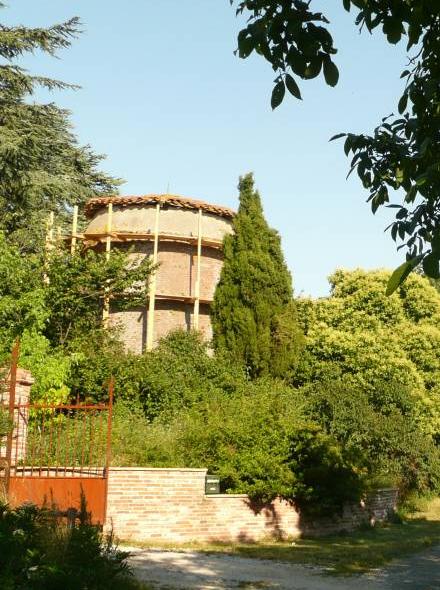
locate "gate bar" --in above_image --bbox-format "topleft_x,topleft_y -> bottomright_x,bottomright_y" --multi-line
103,376 -> 114,523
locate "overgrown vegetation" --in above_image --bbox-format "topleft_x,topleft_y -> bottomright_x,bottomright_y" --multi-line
0,503 -> 147,589
104,265 -> 440,516
107,323 -> 440,515
0,6 -> 119,250
0,234 -> 151,404
1,2 -> 440,545
232,2 -> 440,289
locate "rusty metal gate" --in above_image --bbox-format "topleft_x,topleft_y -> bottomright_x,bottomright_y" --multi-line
0,343 -> 113,524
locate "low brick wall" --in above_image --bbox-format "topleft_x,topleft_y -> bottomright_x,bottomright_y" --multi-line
302,488 -> 399,537
106,467 -> 398,543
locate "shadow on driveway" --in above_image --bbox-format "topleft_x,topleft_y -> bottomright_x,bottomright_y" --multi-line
128,544 -> 440,590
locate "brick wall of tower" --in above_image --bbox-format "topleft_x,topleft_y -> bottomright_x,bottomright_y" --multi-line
101,208 -> 230,353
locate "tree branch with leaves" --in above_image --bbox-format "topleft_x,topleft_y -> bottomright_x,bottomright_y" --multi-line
232,1 -> 440,291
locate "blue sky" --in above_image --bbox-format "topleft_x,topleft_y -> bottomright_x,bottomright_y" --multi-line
3,1 -> 409,296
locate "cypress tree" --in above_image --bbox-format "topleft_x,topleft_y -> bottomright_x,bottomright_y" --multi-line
212,173 -> 303,378
0,6 -> 119,249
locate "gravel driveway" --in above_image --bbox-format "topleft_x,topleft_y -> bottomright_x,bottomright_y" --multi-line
128,544 -> 440,589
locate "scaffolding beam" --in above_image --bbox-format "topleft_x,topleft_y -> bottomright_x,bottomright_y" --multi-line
146,202 -> 160,351
71,205 -> 78,255
193,208 -> 203,331
102,202 -> 113,325
43,211 -> 54,285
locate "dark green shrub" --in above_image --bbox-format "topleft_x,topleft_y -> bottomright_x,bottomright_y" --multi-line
288,423 -> 364,516
301,378 -> 440,497
114,330 -> 246,420
0,503 -> 141,590
170,380 -> 302,501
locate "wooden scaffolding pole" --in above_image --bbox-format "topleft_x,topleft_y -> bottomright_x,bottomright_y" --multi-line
56,225 -> 62,246
193,208 -> 203,331
102,202 -> 113,325
70,205 -> 78,255
146,203 -> 160,351
43,212 -> 54,285
47,211 -> 54,245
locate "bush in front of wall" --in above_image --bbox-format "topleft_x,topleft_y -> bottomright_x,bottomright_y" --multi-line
0,502 -> 143,590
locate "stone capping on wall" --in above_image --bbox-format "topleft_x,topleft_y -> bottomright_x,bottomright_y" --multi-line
0,367 -> 34,403
15,368 -> 34,388
109,467 -> 207,471
105,467 -> 398,544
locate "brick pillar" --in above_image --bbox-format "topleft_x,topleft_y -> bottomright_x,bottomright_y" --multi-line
1,368 -> 34,463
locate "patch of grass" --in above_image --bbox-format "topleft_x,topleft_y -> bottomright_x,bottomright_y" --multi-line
123,498 -> 440,575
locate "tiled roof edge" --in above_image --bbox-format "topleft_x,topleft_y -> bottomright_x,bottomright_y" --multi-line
84,194 -> 235,219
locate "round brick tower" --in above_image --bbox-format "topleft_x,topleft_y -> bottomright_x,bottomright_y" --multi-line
84,195 -> 235,353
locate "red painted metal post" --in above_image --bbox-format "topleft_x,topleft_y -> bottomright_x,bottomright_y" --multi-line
5,340 -> 20,494
102,377 -> 114,523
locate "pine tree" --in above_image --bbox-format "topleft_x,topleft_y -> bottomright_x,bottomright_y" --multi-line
0,6 -> 119,249
212,173 -> 303,378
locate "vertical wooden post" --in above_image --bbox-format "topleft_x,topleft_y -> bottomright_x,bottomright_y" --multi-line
105,202 -> 113,261
71,205 -> 78,255
47,211 -> 54,246
56,226 -> 62,247
193,209 -> 203,331
102,202 -> 113,325
43,212 -> 54,285
105,376 -> 114,473
4,339 -> 19,494
146,203 -> 160,351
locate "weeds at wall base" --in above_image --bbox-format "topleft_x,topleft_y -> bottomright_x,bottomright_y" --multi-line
120,500 -> 440,576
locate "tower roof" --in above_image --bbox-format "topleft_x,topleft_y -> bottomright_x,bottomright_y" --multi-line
85,194 -> 235,220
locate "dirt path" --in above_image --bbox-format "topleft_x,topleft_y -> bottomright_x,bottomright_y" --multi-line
128,544 -> 440,590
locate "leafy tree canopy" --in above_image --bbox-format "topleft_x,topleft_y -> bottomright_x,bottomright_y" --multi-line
232,1 -> 440,288
295,268 -> 440,437
0,233 -> 152,403
0,6 -> 119,249
110,330 -> 440,510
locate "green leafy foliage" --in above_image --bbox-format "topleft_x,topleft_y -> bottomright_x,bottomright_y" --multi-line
295,269 -> 440,437
0,503 -> 141,589
233,2 -> 440,286
20,331 -> 71,404
330,4 -> 440,286
111,329 -> 440,511
0,232 -> 151,402
44,247 -> 152,347
0,233 -> 45,353
0,406 -> 11,438
0,234 -> 152,353
301,379 -> 440,498
113,330 -> 245,419
232,0 -> 338,107
166,380 -> 303,503
212,173 -> 304,378
288,423 -> 363,515
0,6 -> 120,249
